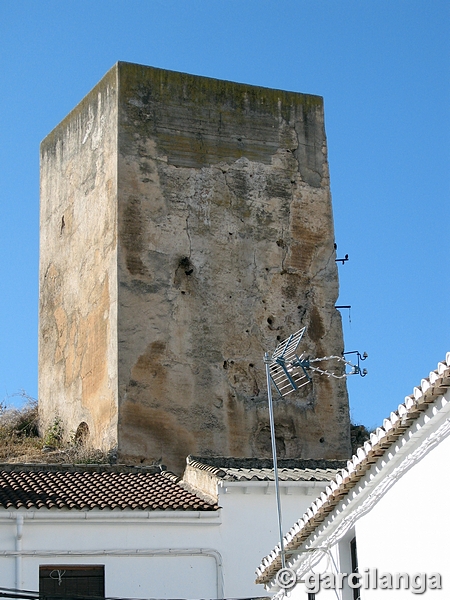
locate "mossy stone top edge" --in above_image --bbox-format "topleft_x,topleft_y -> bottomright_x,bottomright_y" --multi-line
40,60 -> 324,153
117,61 -> 323,110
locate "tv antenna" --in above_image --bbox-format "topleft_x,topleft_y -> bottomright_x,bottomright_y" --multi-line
335,253 -> 349,265
263,327 -> 367,570
334,243 -> 349,265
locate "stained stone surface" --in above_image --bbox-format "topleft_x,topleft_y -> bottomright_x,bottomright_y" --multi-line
39,62 -> 350,474
39,66 -> 118,452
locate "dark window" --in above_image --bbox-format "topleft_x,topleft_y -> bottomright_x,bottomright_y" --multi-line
39,565 -> 104,600
350,538 -> 360,600
308,594 -> 316,600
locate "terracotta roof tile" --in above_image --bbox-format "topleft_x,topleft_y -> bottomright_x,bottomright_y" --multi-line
187,456 -> 346,482
0,464 -> 218,511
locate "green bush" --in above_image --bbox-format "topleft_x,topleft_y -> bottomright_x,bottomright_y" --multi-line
43,417 -> 64,448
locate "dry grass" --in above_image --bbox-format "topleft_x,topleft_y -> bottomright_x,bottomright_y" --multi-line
0,397 -> 111,464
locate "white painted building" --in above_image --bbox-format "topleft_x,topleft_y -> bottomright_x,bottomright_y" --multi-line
256,353 -> 450,599
0,457 -> 344,599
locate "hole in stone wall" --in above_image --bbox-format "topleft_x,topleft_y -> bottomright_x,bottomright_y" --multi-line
75,422 -> 90,444
178,256 -> 193,275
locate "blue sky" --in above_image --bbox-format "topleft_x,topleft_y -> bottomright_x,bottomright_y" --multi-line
1,1 -> 449,429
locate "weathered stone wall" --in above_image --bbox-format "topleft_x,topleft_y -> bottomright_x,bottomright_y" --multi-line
39,67 -> 118,449
39,63 -> 350,472
115,63 -> 350,473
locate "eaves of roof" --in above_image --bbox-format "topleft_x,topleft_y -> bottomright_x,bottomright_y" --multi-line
255,352 -> 450,586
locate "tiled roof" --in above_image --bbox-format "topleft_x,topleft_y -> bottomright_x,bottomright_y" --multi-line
0,464 -> 218,511
187,456 -> 346,482
256,353 -> 450,586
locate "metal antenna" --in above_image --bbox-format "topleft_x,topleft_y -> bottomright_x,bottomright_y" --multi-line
335,253 -> 349,265
334,244 -> 348,265
264,349 -> 287,570
264,328 -> 368,569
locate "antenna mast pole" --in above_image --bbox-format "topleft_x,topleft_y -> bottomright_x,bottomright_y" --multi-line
263,328 -> 367,575
264,351 -> 286,570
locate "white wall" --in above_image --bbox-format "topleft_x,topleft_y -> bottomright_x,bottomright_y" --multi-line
265,396 -> 450,599
270,543 -> 351,600
355,426 -> 450,598
0,480 -> 327,599
22,555 -> 218,599
218,481 -> 328,597
0,513 -> 222,598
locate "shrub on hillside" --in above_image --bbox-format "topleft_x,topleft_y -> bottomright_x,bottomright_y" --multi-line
0,395 -> 39,439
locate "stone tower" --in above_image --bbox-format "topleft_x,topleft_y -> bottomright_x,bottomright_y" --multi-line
39,62 -> 350,473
